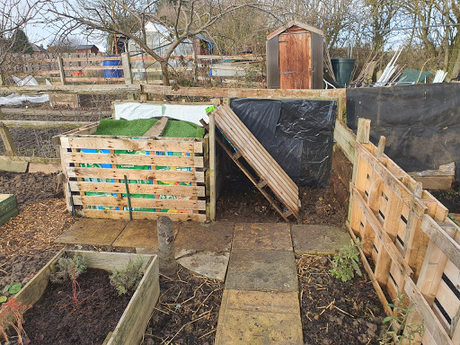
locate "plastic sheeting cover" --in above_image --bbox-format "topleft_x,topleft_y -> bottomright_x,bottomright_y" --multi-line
0,76 -> 51,106
114,102 -> 210,126
347,83 -> 460,182
230,98 -> 336,188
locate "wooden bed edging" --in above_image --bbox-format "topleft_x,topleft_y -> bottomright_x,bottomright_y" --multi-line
15,250 -> 159,345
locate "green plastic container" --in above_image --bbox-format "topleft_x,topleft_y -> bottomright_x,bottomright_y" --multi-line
331,58 -> 356,88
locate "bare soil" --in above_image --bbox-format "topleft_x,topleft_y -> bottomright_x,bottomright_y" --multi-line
430,183 -> 460,213
23,268 -> 132,345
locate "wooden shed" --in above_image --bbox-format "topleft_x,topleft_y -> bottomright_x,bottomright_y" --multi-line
266,21 -> 324,89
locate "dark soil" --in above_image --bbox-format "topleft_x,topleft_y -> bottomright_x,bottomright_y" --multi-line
216,171 -> 347,226
23,268 -> 132,345
297,255 -> 387,345
144,267 -> 223,345
430,183 -> 460,213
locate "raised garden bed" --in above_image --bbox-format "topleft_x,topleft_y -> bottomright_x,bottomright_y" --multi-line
14,250 -> 159,345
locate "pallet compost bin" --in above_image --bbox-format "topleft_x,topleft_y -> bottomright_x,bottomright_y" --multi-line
15,250 -> 160,345
58,120 -> 208,222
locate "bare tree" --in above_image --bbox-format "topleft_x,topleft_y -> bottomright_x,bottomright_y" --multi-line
0,0 -> 46,84
47,0 -> 260,86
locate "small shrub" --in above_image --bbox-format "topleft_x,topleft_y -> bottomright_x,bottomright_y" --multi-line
330,238 -> 363,282
50,253 -> 87,284
110,257 -> 145,296
380,291 -> 425,344
0,282 -> 22,303
0,298 -> 31,345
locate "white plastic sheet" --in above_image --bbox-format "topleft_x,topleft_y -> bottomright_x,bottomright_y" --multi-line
114,102 -> 210,126
0,75 -> 50,106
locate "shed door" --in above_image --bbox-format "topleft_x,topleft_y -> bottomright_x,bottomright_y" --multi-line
279,32 -> 311,89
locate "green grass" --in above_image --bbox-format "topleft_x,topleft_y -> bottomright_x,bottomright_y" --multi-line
94,118 -> 204,138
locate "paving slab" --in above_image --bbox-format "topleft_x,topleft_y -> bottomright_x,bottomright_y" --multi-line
0,160 -> 28,173
215,290 -> 303,345
226,250 -> 297,292
55,219 -> 128,246
112,219 -> 179,250
232,223 -> 292,251
291,224 -> 351,255
177,251 -> 229,281
175,221 -> 233,253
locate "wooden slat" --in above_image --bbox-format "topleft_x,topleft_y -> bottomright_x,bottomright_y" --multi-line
420,216 -> 460,269
352,187 -> 413,277
81,209 -> 206,222
405,277 -> 455,345
216,106 -> 298,210
214,105 -> 299,218
0,120 -> 92,129
61,136 -> 202,153
66,167 -> 205,184
143,117 -> 168,137
68,181 -> 205,197
61,151 -> 204,168
333,119 -> 355,162
356,143 -> 427,218
73,195 -> 206,211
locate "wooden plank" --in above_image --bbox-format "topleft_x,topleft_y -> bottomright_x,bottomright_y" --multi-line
143,117 -> 168,137
81,209 -> 206,222
208,113 -> 216,221
215,106 -> 299,216
356,143 -> 427,219
333,119 -> 355,162
0,194 -> 17,216
73,195 -> 206,211
15,250 -> 64,306
61,151 -> 204,168
0,84 -> 141,96
0,108 -> 111,117
106,256 -> 160,345
69,181 -> 205,197
352,187 -> 413,277
66,167 -> 205,184
410,162 -> 455,190
405,277 -> 455,345
420,215 -> 460,269
0,120 -> 91,129
0,108 -> 17,156
62,136 -> 201,153
0,208 -> 18,226
0,156 -> 60,164
216,106 -> 298,202
356,118 -> 371,144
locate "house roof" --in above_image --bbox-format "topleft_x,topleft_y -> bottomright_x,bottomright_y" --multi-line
267,21 -> 323,40
76,44 -> 99,50
31,43 -> 46,53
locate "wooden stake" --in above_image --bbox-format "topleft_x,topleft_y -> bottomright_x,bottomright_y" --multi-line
157,216 -> 177,276
209,112 -> 216,221
121,52 -> 133,85
0,109 -> 17,157
58,56 -> 66,85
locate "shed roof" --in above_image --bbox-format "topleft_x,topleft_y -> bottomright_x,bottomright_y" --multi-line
267,21 -> 323,40
76,44 -> 99,50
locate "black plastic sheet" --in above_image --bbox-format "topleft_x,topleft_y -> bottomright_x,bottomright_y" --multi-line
230,98 -> 337,188
347,84 -> 460,182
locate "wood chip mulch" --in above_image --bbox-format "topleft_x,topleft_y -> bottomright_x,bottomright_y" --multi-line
0,199 -> 77,259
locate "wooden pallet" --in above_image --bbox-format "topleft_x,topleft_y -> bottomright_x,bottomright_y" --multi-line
209,105 -> 299,221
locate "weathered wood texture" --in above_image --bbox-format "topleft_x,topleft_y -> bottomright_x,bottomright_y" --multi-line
213,104 -> 299,221
279,29 -> 311,89
338,119 -> 460,345
59,125 -> 207,222
15,250 -> 159,345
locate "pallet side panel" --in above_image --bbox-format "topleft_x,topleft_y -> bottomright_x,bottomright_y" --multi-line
60,135 -> 207,222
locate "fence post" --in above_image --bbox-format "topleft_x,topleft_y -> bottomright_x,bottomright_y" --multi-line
0,109 -> 17,156
58,56 -> 66,85
121,52 -> 133,85
157,216 -> 177,276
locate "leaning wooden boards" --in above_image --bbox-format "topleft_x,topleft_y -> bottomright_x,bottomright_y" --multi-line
0,194 -> 18,226
213,105 -> 299,220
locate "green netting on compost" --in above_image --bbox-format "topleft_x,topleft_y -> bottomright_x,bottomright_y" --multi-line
163,120 -> 205,138
94,119 -> 158,136
93,118 -> 204,138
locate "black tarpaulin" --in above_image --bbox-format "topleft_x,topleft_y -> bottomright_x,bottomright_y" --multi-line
347,83 -> 460,182
230,98 -> 337,188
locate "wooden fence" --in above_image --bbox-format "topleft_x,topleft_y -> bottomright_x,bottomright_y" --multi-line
10,53 -> 265,86
335,117 -> 460,344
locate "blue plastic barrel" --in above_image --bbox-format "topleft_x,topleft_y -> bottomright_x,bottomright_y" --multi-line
103,55 -> 122,78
